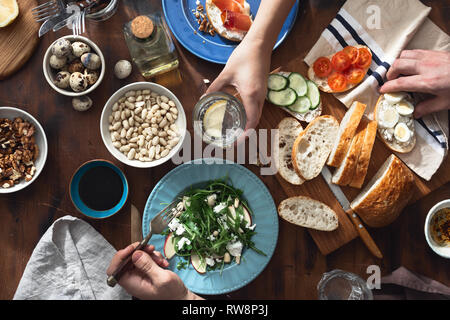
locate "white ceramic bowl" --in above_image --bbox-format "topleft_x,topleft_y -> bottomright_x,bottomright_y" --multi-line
0,107 -> 48,194
43,35 -> 105,97
100,82 -> 187,168
424,199 -> 450,259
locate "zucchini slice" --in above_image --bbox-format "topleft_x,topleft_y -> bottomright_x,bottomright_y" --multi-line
268,74 -> 289,91
306,81 -> 321,110
288,73 -> 308,97
289,96 -> 311,114
267,88 -> 297,107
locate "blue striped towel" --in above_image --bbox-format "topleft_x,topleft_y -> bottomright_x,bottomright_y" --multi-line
304,0 -> 449,181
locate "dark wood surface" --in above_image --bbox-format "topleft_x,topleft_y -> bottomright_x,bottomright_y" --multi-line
0,0 -> 449,300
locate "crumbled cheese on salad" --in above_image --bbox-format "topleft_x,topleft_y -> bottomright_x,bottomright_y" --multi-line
213,202 -> 227,214
205,257 -> 215,267
247,223 -> 257,231
226,241 -> 243,257
177,237 -> 191,250
168,217 -> 186,236
208,234 -> 216,241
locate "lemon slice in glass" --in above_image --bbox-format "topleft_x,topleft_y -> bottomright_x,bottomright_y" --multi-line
0,0 -> 19,28
203,99 -> 227,139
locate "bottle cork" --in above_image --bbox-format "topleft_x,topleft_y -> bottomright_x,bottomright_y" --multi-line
131,16 -> 154,39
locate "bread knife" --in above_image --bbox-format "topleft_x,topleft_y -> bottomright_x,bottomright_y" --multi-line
130,204 -> 142,244
321,166 -> 383,259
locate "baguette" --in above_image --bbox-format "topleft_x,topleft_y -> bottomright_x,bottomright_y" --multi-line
308,45 -> 372,93
278,196 -> 339,231
349,120 -> 378,188
205,0 -> 252,42
374,93 -> 416,153
274,118 -> 304,185
350,154 -> 415,228
327,101 -> 366,167
292,115 -> 339,180
332,119 -> 367,186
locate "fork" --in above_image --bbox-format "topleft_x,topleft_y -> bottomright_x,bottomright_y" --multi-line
106,200 -> 180,287
32,0 -> 64,22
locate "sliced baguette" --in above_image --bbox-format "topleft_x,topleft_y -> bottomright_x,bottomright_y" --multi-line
292,115 -> 339,180
349,120 -> 378,189
350,154 -> 415,228
274,117 -> 304,185
278,196 -> 339,231
205,0 -> 252,42
374,94 -> 416,153
308,45 -> 372,93
327,101 -> 366,167
332,119 -> 368,186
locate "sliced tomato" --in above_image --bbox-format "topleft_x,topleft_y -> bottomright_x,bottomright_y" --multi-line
345,67 -> 366,84
328,73 -> 348,92
221,10 -> 252,31
313,57 -> 332,78
343,46 -> 359,64
331,51 -> 351,72
355,47 -> 372,69
213,0 -> 244,13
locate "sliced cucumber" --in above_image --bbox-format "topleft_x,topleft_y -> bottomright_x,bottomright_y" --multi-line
268,74 -> 289,91
288,73 -> 308,97
306,80 -> 321,110
267,88 -> 297,107
289,96 -> 311,114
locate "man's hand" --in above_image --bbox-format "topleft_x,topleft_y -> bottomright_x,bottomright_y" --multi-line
106,243 -> 202,300
380,50 -> 450,118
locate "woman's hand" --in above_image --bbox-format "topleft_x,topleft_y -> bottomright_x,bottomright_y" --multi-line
206,38 -> 271,132
380,50 -> 450,118
106,243 -> 202,300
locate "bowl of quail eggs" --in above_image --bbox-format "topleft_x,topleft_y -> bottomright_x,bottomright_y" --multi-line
43,36 -> 105,97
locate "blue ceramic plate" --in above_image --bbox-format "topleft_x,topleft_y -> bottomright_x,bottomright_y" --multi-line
142,159 -> 278,295
69,160 -> 129,219
162,0 -> 300,64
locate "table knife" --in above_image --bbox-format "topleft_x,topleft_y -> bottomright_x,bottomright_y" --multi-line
130,204 -> 142,244
321,166 -> 383,259
39,16 -> 62,37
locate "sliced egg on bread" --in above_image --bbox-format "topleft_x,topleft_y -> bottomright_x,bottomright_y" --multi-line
396,100 -> 415,116
378,107 -> 399,128
384,92 -> 407,104
394,123 -> 411,143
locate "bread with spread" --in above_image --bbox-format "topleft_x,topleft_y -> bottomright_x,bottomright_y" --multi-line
350,154 -> 415,228
374,92 -> 416,153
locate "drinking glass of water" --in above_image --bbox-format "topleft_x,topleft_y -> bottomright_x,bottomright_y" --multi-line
317,269 -> 373,300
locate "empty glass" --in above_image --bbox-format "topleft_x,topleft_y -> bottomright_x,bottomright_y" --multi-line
317,269 -> 373,300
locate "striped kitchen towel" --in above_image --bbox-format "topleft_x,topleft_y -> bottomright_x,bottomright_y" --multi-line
304,0 -> 449,181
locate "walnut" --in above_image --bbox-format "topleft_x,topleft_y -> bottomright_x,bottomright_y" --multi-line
0,117 -> 38,188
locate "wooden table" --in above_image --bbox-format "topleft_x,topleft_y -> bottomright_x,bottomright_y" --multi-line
0,0 -> 449,300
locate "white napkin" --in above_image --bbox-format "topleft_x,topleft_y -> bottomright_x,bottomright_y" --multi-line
13,216 -> 131,300
304,0 -> 449,181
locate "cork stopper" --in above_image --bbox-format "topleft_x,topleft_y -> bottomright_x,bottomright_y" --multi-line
131,16 -> 154,39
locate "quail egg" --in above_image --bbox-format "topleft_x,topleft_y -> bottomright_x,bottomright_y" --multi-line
72,96 -> 93,112
49,55 -> 67,69
72,41 -> 91,57
53,71 -> 71,89
80,53 -> 101,70
52,39 -> 72,58
84,69 -> 99,86
69,72 -> 88,92
68,59 -> 85,73
114,60 -> 132,79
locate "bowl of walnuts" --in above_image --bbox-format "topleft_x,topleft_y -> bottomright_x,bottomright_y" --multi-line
0,107 -> 48,193
43,35 -> 105,97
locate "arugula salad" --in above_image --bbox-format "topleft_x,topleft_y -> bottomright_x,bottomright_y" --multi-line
163,178 -> 265,274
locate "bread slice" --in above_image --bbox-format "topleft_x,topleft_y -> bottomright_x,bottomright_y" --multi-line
349,120 -> 378,188
291,116 -> 339,180
332,119 -> 368,186
350,154 -> 415,228
374,94 -> 416,153
278,196 -> 339,231
205,0 -> 252,42
327,101 -> 366,167
274,118 -> 304,185
308,45 -> 372,93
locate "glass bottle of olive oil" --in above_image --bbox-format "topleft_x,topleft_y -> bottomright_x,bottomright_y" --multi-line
123,14 -> 179,79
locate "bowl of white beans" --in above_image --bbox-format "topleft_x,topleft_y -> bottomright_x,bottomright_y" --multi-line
100,82 -> 187,168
